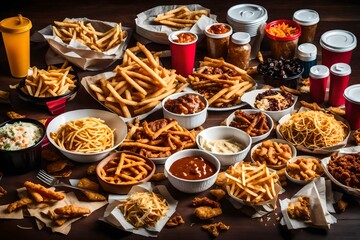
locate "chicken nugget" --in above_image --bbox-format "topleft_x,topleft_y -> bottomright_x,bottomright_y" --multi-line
24,181 -> 65,200
194,206 -> 222,220
202,222 -> 230,237
166,215 -> 185,227
54,205 -> 90,217
7,197 -> 33,213
77,177 -> 99,191
82,191 -> 106,201
215,171 -> 227,187
47,159 -> 69,173
210,189 -> 226,201
192,197 -> 221,208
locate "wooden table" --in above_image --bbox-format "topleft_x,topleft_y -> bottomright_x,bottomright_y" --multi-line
0,1 -> 359,239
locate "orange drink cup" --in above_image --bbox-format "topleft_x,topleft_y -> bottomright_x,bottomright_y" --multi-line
0,15 -> 32,78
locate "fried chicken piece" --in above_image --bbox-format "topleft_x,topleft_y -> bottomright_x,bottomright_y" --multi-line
166,215 -> 185,227
0,185 -> 7,197
150,172 -> 167,182
215,171 -> 227,187
47,159 -> 69,174
337,199 -> 348,213
86,164 -> 97,175
7,197 -> 33,213
27,189 -> 44,202
202,222 -> 230,237
6,111 -> 26,119
287,196 -> 311,221
54,205 -> 90,217
77,178 -> 99,191
192,197 -> 221,208
194,206 -> 222,220
210,189 -> 226,201
24,181 -> 65,200
327,106 -> 345,116
83,191 -> 106,201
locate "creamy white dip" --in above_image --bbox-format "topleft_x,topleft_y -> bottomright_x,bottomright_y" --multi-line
0,121 -> 42,150
200,138 -> 243,154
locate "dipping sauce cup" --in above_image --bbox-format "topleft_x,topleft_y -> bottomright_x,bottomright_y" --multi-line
344,84 -> 360,130
0,15 -> 32,78
329,63 -> 351,107
320,30 -> 357,69
309,65 -> 329,104
168,31 -> 198,77
293,9 -> 319,44
265,19 -> 301,59
205,23 -> 233,59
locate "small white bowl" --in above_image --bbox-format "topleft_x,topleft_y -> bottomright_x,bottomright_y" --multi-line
47,109 -> 127,163
225,109 -> 274,143
164,149 -> 220,193
196,126 -> 252,166
286,155 -> 323,185
250,138 -> 297,170
162,92 -> 208,129
241,88 -> 298,122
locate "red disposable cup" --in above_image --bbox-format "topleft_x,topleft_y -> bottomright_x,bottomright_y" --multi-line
329,63 -> 351,106
344,84 -> 360,130
309,65 -> 329,104
320,30 -> 357,69
168,31 -> 198,77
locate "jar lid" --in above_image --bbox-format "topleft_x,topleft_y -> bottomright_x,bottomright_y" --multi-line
227,4 -> 268,25
293,9 -> 320,26
205,23 -> 233,39
0,14 -> 32,33
344,84 -> 360,103
320,30 -> 357,52
297,43 -> 317,61
231,32 -> 251,45
309,65 -> 329,78
330,63 -> 351,76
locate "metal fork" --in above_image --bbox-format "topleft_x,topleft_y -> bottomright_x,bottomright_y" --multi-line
36,170 -> 96,192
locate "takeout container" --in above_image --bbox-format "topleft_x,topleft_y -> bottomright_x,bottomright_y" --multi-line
96,151 -> 156,194
162,92 -> 208,129
0,118 -> 46,175
225,109 -> 274,143
164,149 -> 220,193
46,109 -> 127,162
344,84 -> 360,129
196,126 -> 252,166
205,23 -> 233,59
293,9 -> 319,44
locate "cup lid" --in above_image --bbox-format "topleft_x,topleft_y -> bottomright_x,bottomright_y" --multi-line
231,32 -> 251,45
293,9 -> 320,26
0,14 -> 32,33
297,43 -> 317,61
227,4 -> 268,25
205,23 -> 233,39
330,63 -> 351,76
309,65 -> 329,78
320,30 -> 357,52
344,84 -> 360,103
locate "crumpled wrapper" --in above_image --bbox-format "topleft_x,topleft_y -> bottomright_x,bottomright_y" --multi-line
0,187 -> 107,235
101,182 -> 178,237
228,183 -> 284,218
135,4 -> 217,44
33,17 -> 132,71
276,107 -> 351,154
279,177 -> 337,230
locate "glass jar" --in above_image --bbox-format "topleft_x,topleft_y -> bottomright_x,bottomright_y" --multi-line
228,32 -> 251,69
297,43 -> 317,78
205,23 -> 233,59
293,9 -> 319,44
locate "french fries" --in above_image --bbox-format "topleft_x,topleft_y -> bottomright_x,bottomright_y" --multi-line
120,118 -> 199,158
225,162 -> 279,204
20,62 -> 77,98
229,109 -> 270,137
88,42 -> 188,118
53,19 -> 126,52
99,152 -> 153,184
153,6 -> 209,29
188,57 -> 255,108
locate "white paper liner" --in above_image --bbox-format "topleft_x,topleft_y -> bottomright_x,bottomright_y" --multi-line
101,182 -> 177,237
33,17 -> 132,71
135,4 -> 217,44
279,177 -> 337,230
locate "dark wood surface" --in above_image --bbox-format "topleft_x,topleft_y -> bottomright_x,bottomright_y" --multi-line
0,1 -> 359,240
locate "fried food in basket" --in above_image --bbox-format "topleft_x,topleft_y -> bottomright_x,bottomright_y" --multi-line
120,118 -> 198,158
188,57 -> 255,108
229,109 -> 270,137
287,196 -> 311,220
327,153 -> 360,189
202,222 -> 230,237
153,6 -> 209,29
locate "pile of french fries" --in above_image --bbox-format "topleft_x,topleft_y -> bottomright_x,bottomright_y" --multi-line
153,6 -> 209,29
188,57 -> 255,108
89,42 -> 188,118
53,19 -> 126,52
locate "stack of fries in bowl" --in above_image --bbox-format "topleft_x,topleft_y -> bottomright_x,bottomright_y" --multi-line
46,109 -> 127,163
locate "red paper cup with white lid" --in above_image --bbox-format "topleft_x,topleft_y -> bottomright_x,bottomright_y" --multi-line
309,65 -> 329,104
320,30 -> 357,69
329,63 -> 351,107
344,84 -> 360,129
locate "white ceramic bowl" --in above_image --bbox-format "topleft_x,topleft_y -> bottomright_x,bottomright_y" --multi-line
196,126 -> 252,166
241,88 -> 298,122
164,149 -> 220,193
162,92 -> 208,129
225,109 -> 274,143
46,109 -> 127,163
286,155 -> 323,185
250,138 -> 297,170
